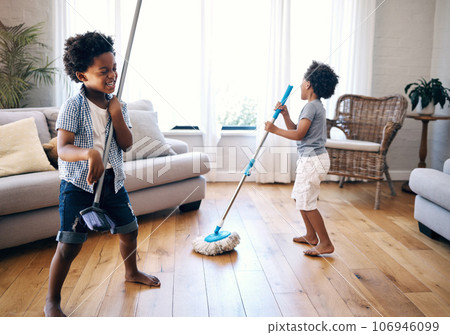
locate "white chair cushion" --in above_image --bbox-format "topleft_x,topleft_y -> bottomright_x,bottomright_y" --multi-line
325,139 -> 380,152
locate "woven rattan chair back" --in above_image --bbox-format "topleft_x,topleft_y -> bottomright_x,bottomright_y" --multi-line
333,94 -> 407,143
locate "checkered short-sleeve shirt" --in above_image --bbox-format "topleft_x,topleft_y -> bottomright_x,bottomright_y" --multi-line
56,85 -> 132,194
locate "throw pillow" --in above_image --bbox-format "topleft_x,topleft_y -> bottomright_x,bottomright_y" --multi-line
126,99 -> 154,112
124,109 -> 176,162
0,111 -> 52,144
43,137 -> 58,168
0,117 -> 55,177
41,107 -> 60,139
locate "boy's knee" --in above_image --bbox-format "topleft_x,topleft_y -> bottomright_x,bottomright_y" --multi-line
120,229 -> 138,241
58,242 -> 82,262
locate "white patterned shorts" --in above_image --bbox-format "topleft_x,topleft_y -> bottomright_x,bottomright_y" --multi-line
291,152 -> 330,211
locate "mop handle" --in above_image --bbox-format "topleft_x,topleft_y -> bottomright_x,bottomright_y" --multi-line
218,85 -> 293,225
93,0 -> 143,205
243,85 -> 293,177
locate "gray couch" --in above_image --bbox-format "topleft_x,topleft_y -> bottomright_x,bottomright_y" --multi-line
0,100 -> 210,250
409,158 -> 450,241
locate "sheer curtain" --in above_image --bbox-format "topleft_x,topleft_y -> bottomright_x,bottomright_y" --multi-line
326,0 -> 376,118
255,0 -> 293,184
199,0 -> 221,182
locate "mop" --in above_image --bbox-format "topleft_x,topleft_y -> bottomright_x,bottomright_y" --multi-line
192,85 -> 294,256
80,0 -> 142,232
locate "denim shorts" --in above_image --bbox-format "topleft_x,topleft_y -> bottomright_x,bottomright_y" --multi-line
57,169 -> 138,244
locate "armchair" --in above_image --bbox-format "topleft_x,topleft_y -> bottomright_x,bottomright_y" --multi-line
325,94 -> 408,209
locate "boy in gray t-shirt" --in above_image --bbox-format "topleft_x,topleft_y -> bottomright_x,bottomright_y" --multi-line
296,99 -> 328,157
265,61 -> 338,256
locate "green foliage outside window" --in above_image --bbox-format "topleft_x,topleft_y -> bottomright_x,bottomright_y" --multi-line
217,96 -> 257,127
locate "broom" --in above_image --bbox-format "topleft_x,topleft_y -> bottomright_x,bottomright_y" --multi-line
192,84 -> 294,256
79,0 -> 142,232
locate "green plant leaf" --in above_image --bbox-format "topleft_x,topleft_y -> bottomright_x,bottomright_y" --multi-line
410,91 -> 419,110
404,83 -> 414,94
0,20 -> 56,108
421,94 -> 430,108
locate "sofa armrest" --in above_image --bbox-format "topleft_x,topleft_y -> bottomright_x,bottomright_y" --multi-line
444,158 -> 450,175
166,138 -> 189,154
410,167 -> 450,212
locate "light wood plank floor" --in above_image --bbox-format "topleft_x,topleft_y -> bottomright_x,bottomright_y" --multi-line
0,181 -> 449,317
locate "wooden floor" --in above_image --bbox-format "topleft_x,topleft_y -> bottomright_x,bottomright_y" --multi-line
0,181 -> 449,317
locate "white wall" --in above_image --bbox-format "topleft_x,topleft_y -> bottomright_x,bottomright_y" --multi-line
430,0 -> 450,170
372,0 -> 436,179
0,0 -> 56,107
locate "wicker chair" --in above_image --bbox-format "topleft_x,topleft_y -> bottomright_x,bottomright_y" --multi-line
325,94 -> 408,209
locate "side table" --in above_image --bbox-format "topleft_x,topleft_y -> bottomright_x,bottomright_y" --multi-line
402,113 -> 450,193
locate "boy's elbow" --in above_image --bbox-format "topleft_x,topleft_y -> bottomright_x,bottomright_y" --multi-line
122,134 -> 133,151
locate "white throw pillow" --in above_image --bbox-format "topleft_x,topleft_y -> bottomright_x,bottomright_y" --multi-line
0,117 -> 55,177
124,110 -> 175,161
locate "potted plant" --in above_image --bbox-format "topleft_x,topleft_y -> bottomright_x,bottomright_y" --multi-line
404,78 -> 450,115
0,21 -> 56,108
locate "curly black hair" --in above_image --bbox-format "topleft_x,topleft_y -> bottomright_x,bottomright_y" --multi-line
63,31 -> 115,83
304,61 -> 339,99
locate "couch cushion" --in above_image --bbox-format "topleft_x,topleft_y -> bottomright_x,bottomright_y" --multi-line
410,168 -> 450,212
124,152 -> 210,192
325,139 -> 380,152
41,107 -> 61,138
124,109 -> 176,161
0,111 -> 51,143
0,170 -> 60,216
0,118 -> 55,178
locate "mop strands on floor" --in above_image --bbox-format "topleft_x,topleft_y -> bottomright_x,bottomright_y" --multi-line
193,85 -> 293,256
192,220 -> 241,256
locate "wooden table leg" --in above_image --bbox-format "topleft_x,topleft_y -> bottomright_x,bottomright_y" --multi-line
402,119 -> 430,193
418,119 -> 429,168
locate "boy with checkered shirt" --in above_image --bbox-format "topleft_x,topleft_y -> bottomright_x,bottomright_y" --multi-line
45,32 -> 160,317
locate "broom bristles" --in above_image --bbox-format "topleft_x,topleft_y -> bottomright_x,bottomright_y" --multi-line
80,207 -> 115,232
192,232 -> 240,256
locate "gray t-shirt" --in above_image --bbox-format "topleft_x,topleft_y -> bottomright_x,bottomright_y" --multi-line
296,99 -> 327,157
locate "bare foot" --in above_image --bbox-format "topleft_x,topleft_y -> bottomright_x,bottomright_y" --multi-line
44,300 -> 66,317
303,243 -> 334,257
125,271 -> 161,287
293,235 -> 318,245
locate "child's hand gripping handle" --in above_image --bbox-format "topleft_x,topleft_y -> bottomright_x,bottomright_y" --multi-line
272,85 -> 294,119
243,85 -> 293,177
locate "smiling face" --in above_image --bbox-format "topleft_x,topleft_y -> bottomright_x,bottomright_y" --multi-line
76,52 -> 117,96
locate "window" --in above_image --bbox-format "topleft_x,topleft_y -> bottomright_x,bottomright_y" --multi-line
210,0 -> 270,129
64,0 -> 269,131
63,0 -> 363,132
